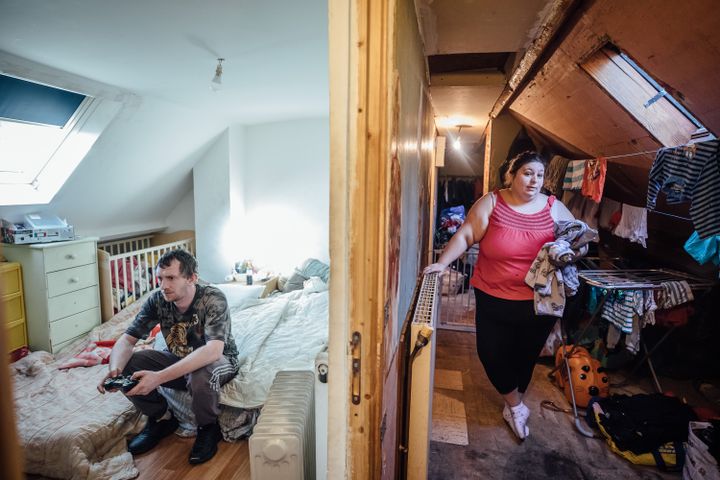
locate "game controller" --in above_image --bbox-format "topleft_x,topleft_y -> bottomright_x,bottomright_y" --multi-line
103,375 -> 139,393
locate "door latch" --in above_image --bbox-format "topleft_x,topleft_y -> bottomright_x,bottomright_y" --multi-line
351,331 -> 361,405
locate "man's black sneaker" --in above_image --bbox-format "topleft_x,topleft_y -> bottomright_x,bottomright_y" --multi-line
127,412 -> 179,455
189,422 -> 222,464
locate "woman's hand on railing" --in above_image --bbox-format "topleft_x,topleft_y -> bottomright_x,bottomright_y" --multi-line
423,263 -> 447,275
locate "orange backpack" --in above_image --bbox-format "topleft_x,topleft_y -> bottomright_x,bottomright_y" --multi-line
555,345 -> 610,408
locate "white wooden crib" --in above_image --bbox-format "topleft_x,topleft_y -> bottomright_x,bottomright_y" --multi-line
97,231 -> 194,319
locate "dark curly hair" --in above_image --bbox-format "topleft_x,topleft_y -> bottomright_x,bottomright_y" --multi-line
507,151 -> 547,177
157,249 -> 198,278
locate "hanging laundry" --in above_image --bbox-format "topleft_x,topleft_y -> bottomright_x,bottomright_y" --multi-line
614,204 -> 648,247
563,160 -> 585,190
544,155 -> 570,195
684,231 -> 720,266
656,280 -> 694,309
689,142 -> 720,238
602,290 -> 641,334
581,157 -> 607,202
647,143 -> 705,207
562,190 -> 600,229
646,139 -> 720,238
599,198 -> 622,231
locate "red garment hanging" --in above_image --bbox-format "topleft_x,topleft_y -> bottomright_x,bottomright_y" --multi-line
581,157 -> 607,203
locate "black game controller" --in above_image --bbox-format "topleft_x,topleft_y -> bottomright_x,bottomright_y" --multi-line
103,375 -> 139,393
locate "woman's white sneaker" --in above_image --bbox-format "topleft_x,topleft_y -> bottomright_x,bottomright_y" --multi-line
503,402 -> 530,440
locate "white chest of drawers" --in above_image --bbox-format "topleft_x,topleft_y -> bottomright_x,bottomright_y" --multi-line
1,238 -> 101,353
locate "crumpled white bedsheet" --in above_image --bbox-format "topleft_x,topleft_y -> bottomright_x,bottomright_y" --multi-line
219,286 -> 329,409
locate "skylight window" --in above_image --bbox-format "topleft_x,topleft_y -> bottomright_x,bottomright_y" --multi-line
581,45 -> 709,147
0,71 -> 121,206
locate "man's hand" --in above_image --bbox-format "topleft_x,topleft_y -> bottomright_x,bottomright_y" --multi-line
125,370 -> 164,396
97,368 -> 121,394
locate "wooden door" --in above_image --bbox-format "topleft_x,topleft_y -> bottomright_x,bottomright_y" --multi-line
328,0 -> 396,478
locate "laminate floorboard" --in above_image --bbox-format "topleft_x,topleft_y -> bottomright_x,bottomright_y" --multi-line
428,329 -> 710,480
134,435 -> 250,480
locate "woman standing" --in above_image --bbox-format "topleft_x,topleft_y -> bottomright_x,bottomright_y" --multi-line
424,151 -> 574,440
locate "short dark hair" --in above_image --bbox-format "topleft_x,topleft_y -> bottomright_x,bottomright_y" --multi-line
507,151 -> 546,177
156,249 -> 198,278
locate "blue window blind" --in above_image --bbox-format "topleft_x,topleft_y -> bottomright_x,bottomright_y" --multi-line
0,75 -> 86,127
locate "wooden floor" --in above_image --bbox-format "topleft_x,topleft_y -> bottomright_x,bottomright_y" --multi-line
133,432 -> 250,479
428,328 -> 714,480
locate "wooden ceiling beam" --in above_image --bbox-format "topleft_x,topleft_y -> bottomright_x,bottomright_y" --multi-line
489,0 -> 587,119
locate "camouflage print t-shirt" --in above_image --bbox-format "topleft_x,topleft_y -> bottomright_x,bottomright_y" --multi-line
126,284 -> 239,370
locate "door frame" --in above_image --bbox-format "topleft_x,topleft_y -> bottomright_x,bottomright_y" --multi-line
328,0 -> 394,478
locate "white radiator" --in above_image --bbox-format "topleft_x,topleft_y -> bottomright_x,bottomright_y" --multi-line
250,370 -> 316,480
407,273 -> 440,480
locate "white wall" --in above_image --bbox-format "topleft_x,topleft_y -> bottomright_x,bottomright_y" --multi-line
192,117 -> 329,281
193,129 -> 232,283
164,189 -> 195,232
242,117 -> 330,274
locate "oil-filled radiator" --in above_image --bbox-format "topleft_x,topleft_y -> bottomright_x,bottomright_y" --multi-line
249,370 -> 318,480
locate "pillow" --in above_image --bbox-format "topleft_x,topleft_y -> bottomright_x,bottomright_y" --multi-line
214,283 -> 265,308
282,271 -> 308,293
297,258 -> 330,283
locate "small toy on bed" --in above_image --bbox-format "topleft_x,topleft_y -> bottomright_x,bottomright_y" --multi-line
103,374 -> 139,393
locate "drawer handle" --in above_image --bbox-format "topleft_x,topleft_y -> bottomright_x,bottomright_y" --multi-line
66,254 -> 76,260
69,277 -> 80,283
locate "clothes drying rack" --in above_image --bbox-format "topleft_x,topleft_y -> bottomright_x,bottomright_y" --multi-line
556,267 -> 715,437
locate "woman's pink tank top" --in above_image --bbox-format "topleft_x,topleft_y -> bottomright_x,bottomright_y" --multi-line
470,191 -> 555,300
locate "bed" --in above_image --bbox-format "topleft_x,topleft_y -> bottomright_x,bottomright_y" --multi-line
11,274 -> 329,480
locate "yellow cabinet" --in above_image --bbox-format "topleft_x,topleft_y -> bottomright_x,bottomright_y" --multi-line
0,262 -> 28,352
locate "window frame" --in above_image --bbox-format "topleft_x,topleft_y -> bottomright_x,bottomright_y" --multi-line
0,54 -> 125,206
580,45 -> 703,147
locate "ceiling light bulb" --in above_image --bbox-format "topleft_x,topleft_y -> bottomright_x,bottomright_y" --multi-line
210,58 -> 225,91
453,137 -> 461,150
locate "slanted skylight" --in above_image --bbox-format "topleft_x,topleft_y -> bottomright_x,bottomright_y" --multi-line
0,73 -> 120,206
581,45 -> 710,147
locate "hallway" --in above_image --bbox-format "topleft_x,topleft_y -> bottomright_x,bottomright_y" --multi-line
429,329 -> 695,480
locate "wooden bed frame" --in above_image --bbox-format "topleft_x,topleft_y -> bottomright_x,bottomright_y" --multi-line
97,230 -> 195,321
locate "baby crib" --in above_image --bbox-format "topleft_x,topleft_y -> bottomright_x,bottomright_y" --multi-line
97,231 -> 194,320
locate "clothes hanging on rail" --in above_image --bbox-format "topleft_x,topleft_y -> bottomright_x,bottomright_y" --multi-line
684,231 -> 720,266
544,155 -> 570,195
562,191 -> 600,230
563,160 -> 586,190
614,204 -> 648,247
689,141 -> 720,238
656,281 -> 694,309
581,157 -> 607,202
647,139 -> 720,239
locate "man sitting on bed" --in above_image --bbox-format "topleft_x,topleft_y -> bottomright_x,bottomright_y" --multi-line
97,249 -> 239,465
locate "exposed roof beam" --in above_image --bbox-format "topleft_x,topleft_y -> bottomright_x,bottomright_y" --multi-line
490,0 -> 586,119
